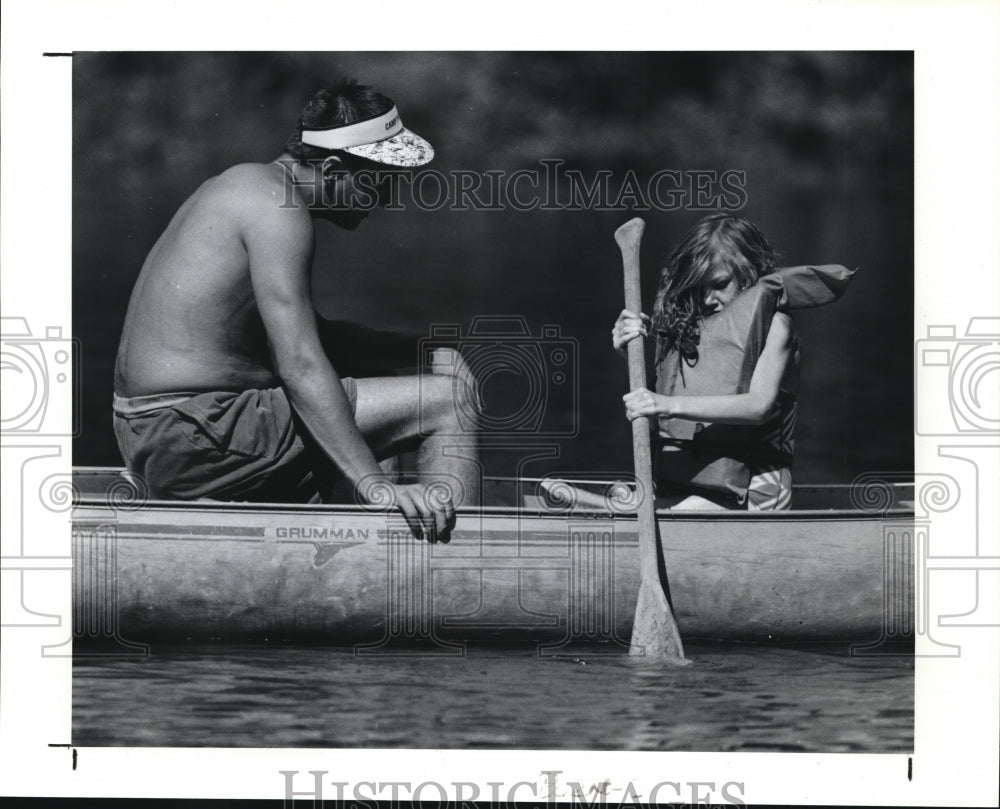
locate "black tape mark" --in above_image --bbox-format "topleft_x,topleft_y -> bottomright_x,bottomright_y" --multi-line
907,756 -> 912,781
47,744 -> 77,770
43,52 -> 74,57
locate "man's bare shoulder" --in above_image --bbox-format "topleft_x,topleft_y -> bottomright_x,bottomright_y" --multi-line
208,162 -> 313,231
213,162 -> 287,201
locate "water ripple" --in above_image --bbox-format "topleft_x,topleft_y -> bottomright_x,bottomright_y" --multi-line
74,642 -> 913,751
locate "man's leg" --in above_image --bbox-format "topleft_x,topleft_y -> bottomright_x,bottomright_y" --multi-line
352,374 -> 481,507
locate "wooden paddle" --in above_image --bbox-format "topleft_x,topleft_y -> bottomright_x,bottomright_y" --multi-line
615,217 -> 687,662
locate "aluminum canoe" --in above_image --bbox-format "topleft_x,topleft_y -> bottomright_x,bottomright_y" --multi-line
71,468 -> 915,650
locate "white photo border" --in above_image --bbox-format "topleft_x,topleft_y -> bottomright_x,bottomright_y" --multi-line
1,0 -> 998,806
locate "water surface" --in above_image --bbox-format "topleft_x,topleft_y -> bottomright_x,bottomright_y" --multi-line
73,643 -> 912,751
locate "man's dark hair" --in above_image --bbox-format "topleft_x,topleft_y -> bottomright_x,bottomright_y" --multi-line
285,78 -> 394,163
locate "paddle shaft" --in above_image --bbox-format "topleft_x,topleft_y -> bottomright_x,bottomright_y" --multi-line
615,217 -> 686,661
616,218 -> 657,571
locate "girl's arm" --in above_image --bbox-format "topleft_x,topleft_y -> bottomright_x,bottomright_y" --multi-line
623,313 -> 794,426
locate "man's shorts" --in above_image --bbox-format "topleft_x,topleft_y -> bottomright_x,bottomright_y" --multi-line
113,380 -> 357,503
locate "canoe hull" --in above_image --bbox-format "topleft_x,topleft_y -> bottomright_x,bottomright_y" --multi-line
71,499 -> 914,648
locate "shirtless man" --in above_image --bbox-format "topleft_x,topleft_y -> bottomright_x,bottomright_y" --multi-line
113,78 -> 480,542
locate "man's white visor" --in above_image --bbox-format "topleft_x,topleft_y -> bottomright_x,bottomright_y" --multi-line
300,105 -> 434,167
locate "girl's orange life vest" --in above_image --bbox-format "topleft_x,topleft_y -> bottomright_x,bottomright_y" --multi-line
654,264 -> 856,502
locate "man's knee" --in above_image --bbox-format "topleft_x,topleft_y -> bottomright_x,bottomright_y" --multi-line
420,371 -> 480,430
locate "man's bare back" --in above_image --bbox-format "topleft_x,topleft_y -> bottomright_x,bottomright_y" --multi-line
115,162 -> 298,397
112,78 -> 479,536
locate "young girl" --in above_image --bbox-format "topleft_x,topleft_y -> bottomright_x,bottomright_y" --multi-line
613,213 -> 805,511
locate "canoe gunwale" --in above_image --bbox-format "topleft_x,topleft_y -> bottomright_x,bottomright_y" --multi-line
72,494 -> 914,523
71,466 -> 915,523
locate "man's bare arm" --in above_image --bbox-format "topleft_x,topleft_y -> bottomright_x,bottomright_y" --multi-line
241,195 -> 452,540
243,203 -> 382,482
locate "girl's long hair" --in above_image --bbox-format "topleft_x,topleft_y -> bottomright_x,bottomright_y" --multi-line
652,213 -> 777,365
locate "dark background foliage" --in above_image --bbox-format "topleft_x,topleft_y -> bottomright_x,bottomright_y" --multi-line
73,51 -> 913,483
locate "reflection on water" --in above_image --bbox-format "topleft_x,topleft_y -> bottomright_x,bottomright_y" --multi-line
74,643 -> 912,751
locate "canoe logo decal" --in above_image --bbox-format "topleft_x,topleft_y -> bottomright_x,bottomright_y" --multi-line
276,527 -> 370,540
273,527 -> 368,567
311,541 -> 363,567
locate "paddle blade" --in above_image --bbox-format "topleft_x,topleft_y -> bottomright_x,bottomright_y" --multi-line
629,576 -> 688,662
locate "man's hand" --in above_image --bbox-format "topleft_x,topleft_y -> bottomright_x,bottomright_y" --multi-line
360,479 -> 457,543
